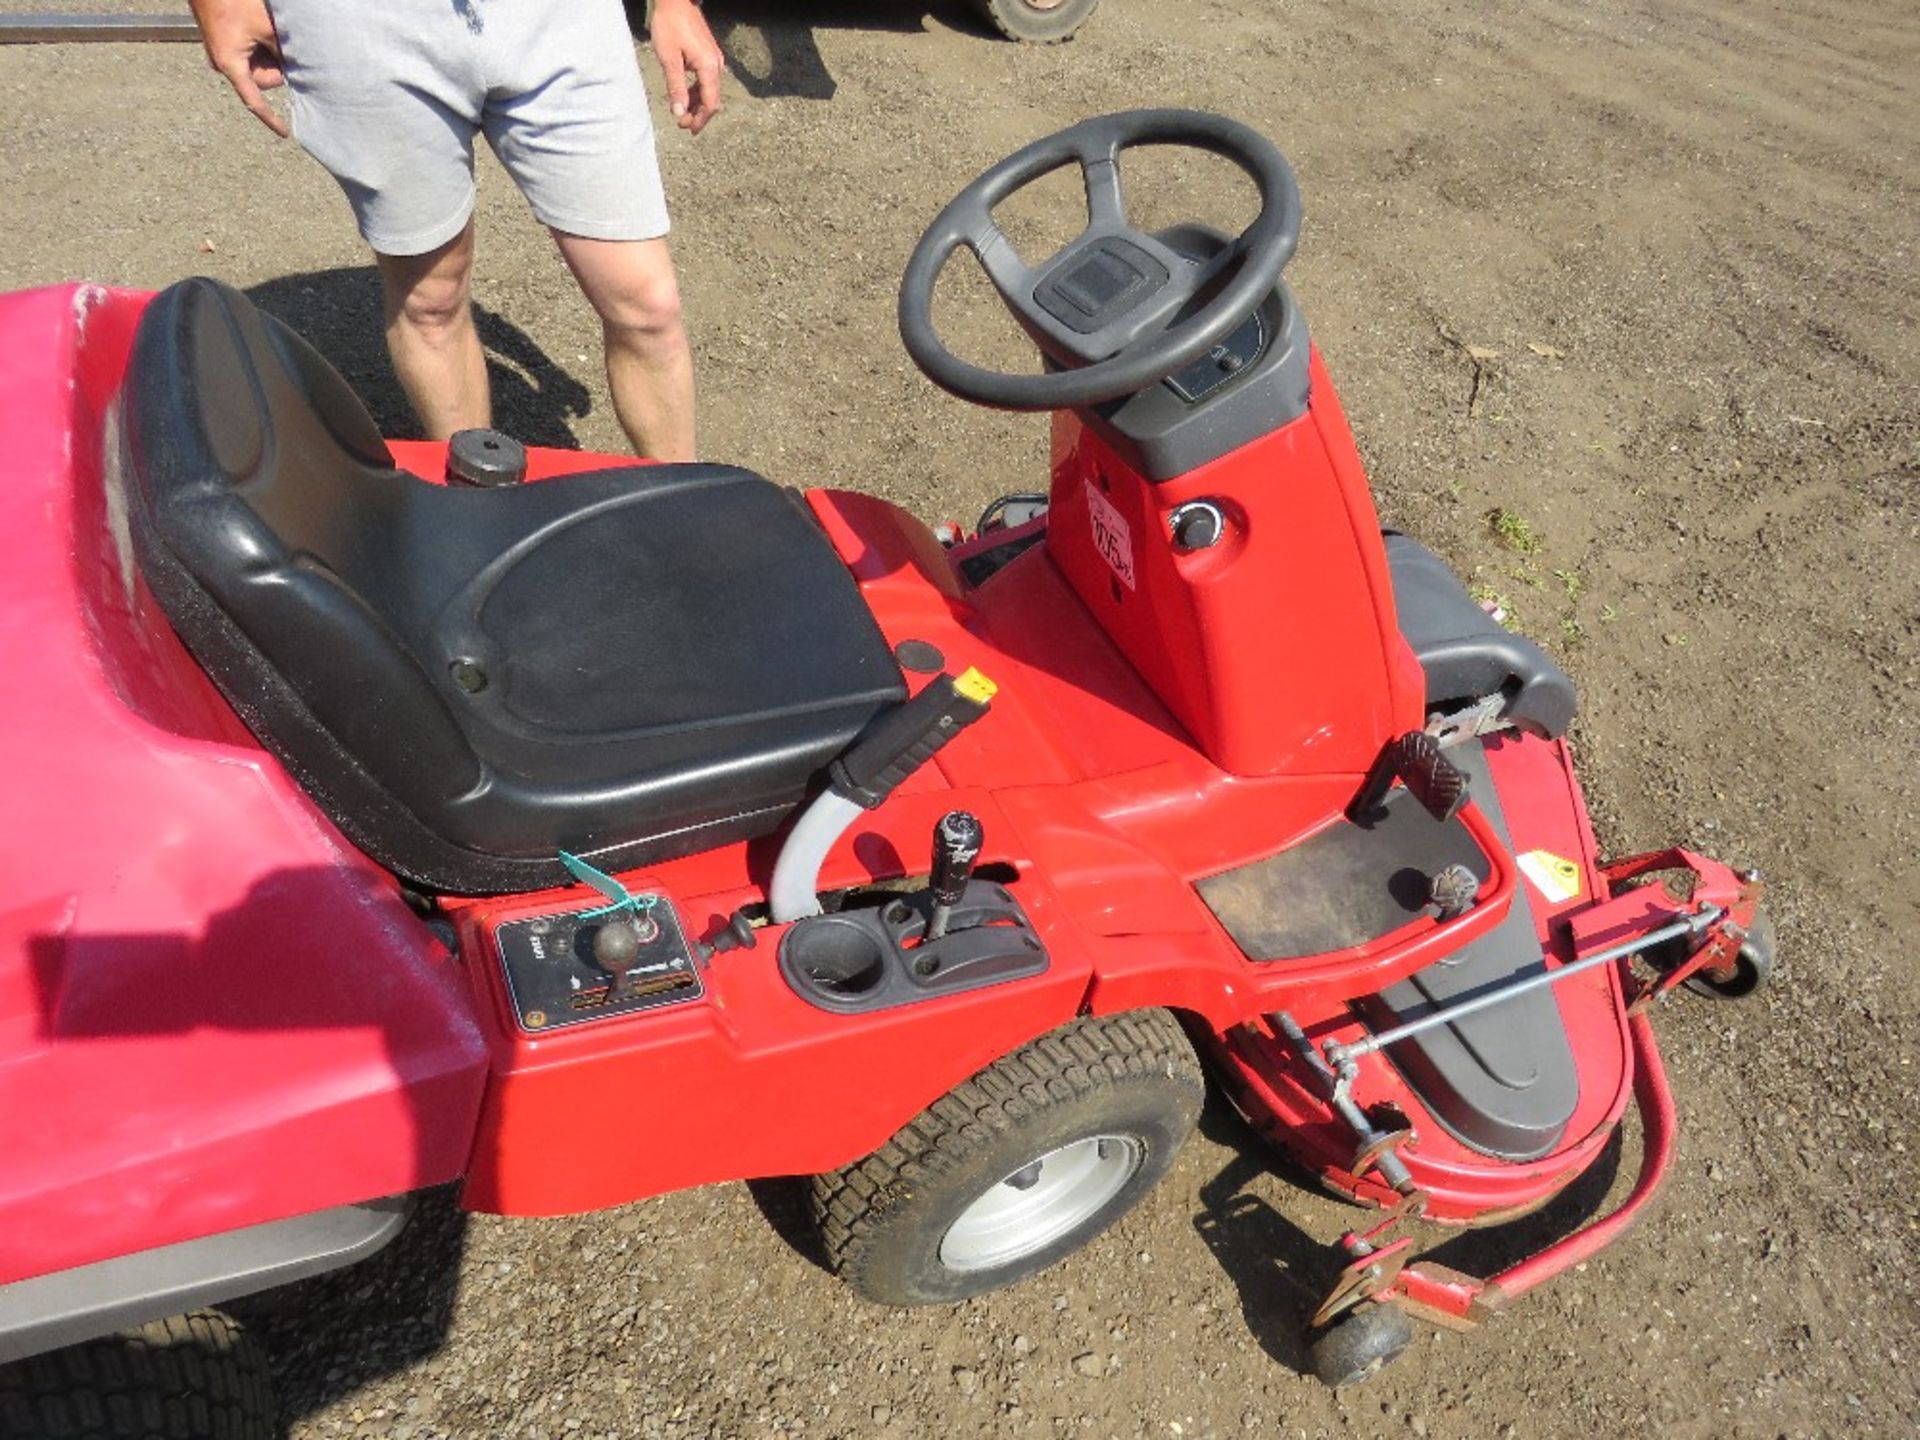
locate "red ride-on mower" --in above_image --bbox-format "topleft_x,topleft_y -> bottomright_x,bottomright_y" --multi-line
0,111 -> 1770,1430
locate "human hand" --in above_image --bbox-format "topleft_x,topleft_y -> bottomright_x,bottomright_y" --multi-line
188,0 -> 290,137
649,0 -> 725,135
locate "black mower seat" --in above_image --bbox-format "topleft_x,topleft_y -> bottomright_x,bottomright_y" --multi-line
1383,533 -> 1577,740
121,278 -> 905,894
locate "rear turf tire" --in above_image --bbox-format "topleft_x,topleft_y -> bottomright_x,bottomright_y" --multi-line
810,1009 -> 1203,1304
0,1309 -> 273,1440
970,0 -> 1101,44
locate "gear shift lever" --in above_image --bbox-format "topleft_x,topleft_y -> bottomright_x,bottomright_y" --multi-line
591,919 -> 642,1004
927,810 -> 984,942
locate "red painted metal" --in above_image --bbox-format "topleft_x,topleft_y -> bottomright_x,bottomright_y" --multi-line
1486,1011 -> 1677,1302
1042,351 -> 1426,777
0,275 -> 1731,1344
1207,729 -> 1633,1223
454,790 -> 1098,1214
1390,1262 -> 1492,1329
1342,1006 -> 1681,1328
451,477 -> 1528,1216
0,287 -> 487,1287
1585,847 -> 1764,1006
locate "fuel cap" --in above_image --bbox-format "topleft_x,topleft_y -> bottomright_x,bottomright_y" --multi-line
447,428 -> 528,487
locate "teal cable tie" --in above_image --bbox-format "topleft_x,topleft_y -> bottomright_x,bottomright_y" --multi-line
558,850 -> 659,920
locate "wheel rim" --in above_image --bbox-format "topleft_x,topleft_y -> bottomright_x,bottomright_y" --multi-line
939,1135 -> 1143,1272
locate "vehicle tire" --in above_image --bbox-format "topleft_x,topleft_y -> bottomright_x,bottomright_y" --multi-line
0,1309 -> 273,1440
810,1009 -> 1203,1305
1685,910 -> 1776,1000
1308,1302 -> 1415,1388
970,0 -> 1101,45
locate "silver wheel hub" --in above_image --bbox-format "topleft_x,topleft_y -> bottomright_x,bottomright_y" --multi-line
938,1135 -> 1143,1272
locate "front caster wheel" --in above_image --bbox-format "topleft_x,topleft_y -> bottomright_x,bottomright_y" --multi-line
810,1009 -> 1203,1305
1686,910 -> 1776,1000
1308,1302 -> 1416,1388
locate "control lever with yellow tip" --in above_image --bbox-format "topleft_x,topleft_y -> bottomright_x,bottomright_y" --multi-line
769,669 -> 998,923
827,667 -> 998,811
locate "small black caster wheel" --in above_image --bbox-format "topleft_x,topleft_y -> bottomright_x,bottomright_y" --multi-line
1308,1302 -> 1416,1388
1686,911 -> 1775,1000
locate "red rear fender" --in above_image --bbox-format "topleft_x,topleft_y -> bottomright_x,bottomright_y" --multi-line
0,286 -> 487,1286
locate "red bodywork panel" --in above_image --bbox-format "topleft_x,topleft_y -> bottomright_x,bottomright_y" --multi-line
1211,732 -> 1632,1222
449,373 -> 1531,1218
0,288 -> 487,1286
0,282 -> 1661,1276
1044,358 -> 1427,777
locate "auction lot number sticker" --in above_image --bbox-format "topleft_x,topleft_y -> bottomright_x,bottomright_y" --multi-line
1086,482 -> 1137,590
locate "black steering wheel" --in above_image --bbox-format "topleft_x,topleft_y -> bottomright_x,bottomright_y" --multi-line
899,109 -> 1302,412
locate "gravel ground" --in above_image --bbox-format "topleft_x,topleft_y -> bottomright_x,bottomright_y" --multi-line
1,1 -> 1916,1437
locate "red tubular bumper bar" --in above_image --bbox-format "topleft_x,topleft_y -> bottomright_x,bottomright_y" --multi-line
1487,1010 -> 1674,1300
1388,1011 -> 1677,1324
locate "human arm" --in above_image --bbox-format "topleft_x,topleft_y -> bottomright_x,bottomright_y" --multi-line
649,0 -> 725,135
187,0 -> 290,137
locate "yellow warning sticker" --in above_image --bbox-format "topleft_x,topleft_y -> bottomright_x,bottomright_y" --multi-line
1518,849 -> 1584,904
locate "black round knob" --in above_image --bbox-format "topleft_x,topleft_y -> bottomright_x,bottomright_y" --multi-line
447,428 -> 528,487
1170,501 -> 1226,552
592,920 -> 642,974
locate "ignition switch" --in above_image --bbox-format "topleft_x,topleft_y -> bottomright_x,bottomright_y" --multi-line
1170,500 -> 1227,551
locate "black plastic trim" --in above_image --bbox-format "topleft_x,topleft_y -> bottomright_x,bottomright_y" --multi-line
779,880 -> 1047,1013
899,109 -> 1301,412
1073,229 -> 1312,482
119,279 -> 907,895
1361,741 -> 1581,1160
1383,533 -> 1577,739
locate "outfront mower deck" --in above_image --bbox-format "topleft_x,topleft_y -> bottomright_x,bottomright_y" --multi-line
0,110 -> 1767,1428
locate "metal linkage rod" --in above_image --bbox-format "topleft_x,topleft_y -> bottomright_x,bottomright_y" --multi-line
1327,905 -> 1723,1069
1275,1012 -> 1416,1193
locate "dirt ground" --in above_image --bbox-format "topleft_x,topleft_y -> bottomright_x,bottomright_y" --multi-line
2,1 -> 1916,1437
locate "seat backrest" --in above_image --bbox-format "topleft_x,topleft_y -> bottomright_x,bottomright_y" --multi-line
122,278 -> 488,814
118,280 -> 907,895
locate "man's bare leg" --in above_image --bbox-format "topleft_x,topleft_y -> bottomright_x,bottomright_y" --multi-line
552,232 -> 695,462
376,222 -> 491,439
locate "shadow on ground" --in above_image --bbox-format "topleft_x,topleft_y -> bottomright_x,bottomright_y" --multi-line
245,269 -> 594,449
1189,1096 -> 1345,1376
229,1188 -> 469,1440
1188,1090 -> 1626,1375
745,1178 -> 837,1272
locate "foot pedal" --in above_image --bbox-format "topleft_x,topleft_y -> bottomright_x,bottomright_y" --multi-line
1350,732 -> 1471,824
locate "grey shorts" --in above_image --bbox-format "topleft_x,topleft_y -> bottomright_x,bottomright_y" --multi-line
269,0 -> 669,255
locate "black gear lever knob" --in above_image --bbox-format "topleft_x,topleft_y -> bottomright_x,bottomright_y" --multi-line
590,919 -> 641,1004
927,810 -> 984,941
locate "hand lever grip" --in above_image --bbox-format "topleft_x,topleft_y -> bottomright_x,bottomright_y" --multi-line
927,810 -> 984,942
830,669 -> 997,810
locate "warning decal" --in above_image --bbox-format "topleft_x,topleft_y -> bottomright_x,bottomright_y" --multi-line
1518,849 -> 1584,904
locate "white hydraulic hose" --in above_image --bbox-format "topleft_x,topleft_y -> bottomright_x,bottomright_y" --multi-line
768,788 -> 866,922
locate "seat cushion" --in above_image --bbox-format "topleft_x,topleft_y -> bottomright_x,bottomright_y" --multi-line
120,278 -> 905,893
